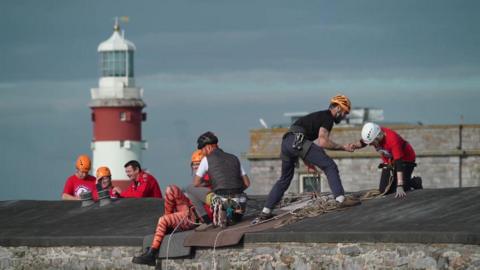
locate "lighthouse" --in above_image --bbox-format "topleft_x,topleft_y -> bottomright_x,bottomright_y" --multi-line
90,19 -> 147,189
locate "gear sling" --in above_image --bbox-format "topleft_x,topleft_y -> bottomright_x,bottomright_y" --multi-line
286,125 -> 313,160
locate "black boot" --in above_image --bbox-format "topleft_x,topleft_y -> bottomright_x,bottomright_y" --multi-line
411,176 -> 423,190
132,247 -> 158,266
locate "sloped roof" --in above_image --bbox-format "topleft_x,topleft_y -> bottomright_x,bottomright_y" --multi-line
0,187 -> 479,247
246,187 -> 480,244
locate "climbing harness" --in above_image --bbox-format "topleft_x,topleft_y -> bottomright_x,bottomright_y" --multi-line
292,133 -> 305,150
211,193 -> 247,228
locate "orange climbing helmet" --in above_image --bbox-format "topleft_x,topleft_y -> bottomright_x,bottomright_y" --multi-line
96,166 -> 112,180
330,94 -> 351,113
191,149 -> 204,165
76,155 -> 91,172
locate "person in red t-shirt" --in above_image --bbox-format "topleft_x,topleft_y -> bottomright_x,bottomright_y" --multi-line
353,122 -> 421,198
112,160 -> 163,198
62,155 -> 97,200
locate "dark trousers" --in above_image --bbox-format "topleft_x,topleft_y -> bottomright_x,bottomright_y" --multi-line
379,163 -> 416,194
264,133 -> 345,209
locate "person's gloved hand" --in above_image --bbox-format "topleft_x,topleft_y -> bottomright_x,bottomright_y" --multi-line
395,186 -> 406,199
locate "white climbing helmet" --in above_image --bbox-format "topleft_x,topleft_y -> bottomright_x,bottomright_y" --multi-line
361,122 -> 382,144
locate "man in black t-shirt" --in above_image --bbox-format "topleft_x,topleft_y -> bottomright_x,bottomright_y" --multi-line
254,95 -> 360,223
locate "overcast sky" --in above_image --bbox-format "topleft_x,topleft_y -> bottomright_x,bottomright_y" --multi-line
0,0 -> 479,200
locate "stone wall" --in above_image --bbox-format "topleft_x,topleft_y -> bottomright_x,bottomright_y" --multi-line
0,246 -> 150,270
2,243 -> 480,269
247,125 -> 480,195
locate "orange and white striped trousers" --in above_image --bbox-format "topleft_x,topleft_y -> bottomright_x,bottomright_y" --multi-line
151,185 -> 197,249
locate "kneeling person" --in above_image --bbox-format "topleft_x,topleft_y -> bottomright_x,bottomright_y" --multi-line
354,122 -> 420,198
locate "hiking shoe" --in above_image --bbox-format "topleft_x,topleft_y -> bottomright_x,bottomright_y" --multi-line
132,247 -> 158,266
338,197 -> 361,208
251,212 -> 274,225
411,176 -> 423,190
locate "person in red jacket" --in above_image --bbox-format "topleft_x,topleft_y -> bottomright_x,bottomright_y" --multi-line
62,155 -> 97,200
113,160 -> 163,198
353,122 -> 420,198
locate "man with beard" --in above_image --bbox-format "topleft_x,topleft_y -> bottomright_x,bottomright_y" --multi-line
254,94 -> 360,223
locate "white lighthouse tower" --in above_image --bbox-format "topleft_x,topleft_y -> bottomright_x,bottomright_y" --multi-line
90,19 -> 147,189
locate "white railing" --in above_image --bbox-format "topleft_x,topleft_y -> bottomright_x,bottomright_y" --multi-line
91,87 -> 143,99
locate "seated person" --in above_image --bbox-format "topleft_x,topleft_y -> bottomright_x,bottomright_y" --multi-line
193,131 -> 250,226
132,159 -> 212,266
113,160 -> 163,198
95,166 -> 119,199
62,155 -> 97,201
